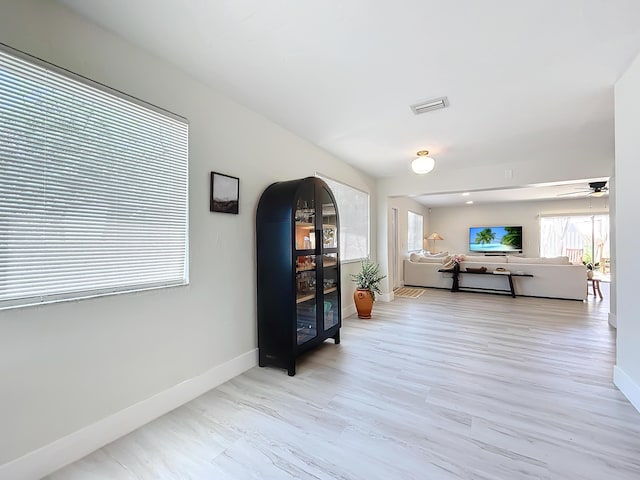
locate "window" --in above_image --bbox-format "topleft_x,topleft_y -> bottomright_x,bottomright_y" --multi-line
0,45 -> 189,309
407,211 -> 423,252
316,175 -> 369,262
540,215 -> 610,265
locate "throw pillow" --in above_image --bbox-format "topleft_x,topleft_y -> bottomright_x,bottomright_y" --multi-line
508,256 -> 570,265
409,252 -> 424,262
440,255 -> 453,268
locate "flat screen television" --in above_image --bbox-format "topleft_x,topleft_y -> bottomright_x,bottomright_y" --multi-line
469,226 -> 523,253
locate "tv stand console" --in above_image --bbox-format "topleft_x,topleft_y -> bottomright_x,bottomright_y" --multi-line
438,269 -> 533,298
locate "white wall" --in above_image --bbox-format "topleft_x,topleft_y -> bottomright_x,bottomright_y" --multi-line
608,175 -> 617,327
0,0 -> 376,471
386,197 -> 429,289
428,197 -> 609,257
613,51 -> 640,412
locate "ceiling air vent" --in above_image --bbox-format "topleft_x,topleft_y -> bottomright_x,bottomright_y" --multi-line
410,96 -> 449,115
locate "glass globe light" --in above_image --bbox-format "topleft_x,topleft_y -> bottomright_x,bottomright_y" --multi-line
411,150 -> 435,174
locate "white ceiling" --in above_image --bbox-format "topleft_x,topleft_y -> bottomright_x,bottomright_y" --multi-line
58,0 -> 640,181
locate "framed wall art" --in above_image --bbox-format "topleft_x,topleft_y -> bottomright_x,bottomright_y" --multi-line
210,172 -> 239,214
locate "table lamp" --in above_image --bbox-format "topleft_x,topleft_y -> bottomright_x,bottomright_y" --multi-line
426,232 -> 444,253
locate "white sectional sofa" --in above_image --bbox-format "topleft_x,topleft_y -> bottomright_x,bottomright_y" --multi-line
403,254 -> 587,300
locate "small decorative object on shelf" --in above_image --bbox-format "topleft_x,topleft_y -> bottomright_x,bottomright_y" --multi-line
466,266 -> 487,273
351,258 -> 386,319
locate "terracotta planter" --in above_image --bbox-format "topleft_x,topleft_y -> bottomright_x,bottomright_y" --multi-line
587,270 -> 594,280
354,288 -> 374,319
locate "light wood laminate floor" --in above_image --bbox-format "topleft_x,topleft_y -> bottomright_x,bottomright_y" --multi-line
48,285 -> 640,480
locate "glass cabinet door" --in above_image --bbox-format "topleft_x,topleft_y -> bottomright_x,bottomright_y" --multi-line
295,185 -> 317,345
322,253 -> 339,330
294,185 -> 315,252
320,187 -> 339,331
296,254 -> 317,345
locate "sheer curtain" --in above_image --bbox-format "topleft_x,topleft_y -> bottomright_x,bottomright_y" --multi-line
594,215 -> 610,262
540,216 -> 570,258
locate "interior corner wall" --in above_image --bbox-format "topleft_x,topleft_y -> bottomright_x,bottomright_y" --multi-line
608,175 -> 617,327
613,50 -> 640,412
0,0 -> 376,471
386,198 -> 429,290
427,197 -> 610,257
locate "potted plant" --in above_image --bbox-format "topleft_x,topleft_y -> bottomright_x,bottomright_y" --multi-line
351,258 -> 386,319
586,262 -> 595,279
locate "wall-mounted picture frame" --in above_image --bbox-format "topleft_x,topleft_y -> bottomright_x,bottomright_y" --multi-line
210,172 -> 239,214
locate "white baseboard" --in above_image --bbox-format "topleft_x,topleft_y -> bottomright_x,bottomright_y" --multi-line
613,365 -> 640,414
608,312 -> 617,328
379,292 -> 393,302
0,349 -> 258,480
342,303 -> 357,319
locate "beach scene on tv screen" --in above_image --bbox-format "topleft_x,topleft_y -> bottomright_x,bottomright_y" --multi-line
469,226 -> 522,252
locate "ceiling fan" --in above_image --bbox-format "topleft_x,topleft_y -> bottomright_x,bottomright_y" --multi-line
557,181 -> 609,197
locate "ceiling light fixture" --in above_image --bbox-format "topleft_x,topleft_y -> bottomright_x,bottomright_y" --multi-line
466,200 -> 474,204
411,150 -> 435,174
462,192 -> 470,196
410,96 -> 449,115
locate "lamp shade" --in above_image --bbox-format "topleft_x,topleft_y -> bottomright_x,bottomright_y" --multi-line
411,150 -> 435,174
426,232 -> 444,253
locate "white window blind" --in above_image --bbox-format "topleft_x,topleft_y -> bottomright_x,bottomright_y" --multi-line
0,45 -> 189,309
407,211 -> 423,252
316,175 -> 369,262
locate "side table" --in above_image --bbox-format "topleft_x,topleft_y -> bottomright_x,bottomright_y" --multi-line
587,277 -> 603,300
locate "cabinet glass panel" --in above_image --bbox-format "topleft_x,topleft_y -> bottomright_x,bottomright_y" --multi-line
294,187 -> 316,251
323,253 -> 339,330
321,188 -> 337,249
296,254 -> 317,344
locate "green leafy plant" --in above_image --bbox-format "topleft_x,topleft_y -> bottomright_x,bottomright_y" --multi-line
351,258 -> 386,301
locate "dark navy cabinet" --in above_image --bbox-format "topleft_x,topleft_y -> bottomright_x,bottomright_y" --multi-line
256,177 -> 341,376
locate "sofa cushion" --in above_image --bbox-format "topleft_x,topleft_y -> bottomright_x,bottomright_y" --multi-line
418,256 -> 446,263
424,251 -> 449,258
409,252 -> 440,263
508,256 -> 570,265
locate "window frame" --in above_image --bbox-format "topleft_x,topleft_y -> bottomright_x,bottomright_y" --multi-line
315,173 -> 370,264
539,213 -> 609,264
0,43 -> 189,310
407,210 -> 424,252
